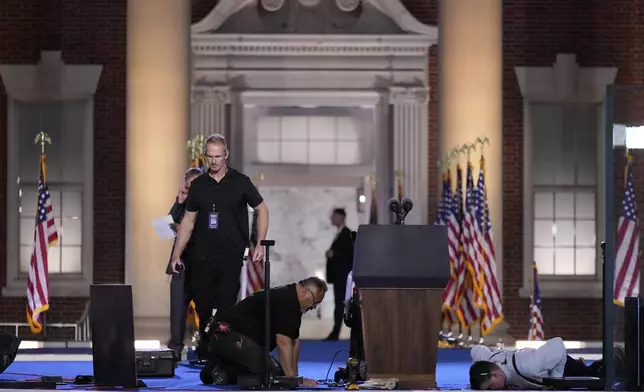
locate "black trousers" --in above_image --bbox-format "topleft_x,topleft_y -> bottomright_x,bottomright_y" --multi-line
563,355 -> 602,377
190,259 -> 243,357
168,271 -> 193,355
330,278 -> 347,338
209,327 -> 284,384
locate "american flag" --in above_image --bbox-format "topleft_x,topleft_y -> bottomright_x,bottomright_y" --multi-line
528,262 -> 545,340
437,171 -> 457,326
26,155 -> 58,334
245,208 -> 265,296
455,163 -> 480,328
475,156 -> 504,335
613,154 -> 640,305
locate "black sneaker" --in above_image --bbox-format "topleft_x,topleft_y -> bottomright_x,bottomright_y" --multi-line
200,359 -> 229,385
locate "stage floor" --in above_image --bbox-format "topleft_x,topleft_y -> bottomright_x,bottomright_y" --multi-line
1,340 -> 603,391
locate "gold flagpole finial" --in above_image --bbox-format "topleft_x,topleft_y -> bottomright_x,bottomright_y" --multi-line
187,140 -> 198,161
395,170 -> 405,199
193,134 -> 206,149
450,146 -> 465,165
187,134 -> 207,162
476,137 -> 490,157
367,174 -> 376,190
395,170 -> 405,181
462,143 -> 476,160
34,131 -> 51,155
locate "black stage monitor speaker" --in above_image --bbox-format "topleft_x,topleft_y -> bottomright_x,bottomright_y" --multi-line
0,330 -> 20,375
90,284 -> 138,388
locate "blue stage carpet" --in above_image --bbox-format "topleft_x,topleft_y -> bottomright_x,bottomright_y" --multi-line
1,341 -> 479,390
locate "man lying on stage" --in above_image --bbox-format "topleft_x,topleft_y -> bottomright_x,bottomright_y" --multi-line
200,276 -> 327,387
469,337 -> 625,390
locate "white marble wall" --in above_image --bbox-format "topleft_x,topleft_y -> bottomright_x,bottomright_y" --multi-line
255,186 -> 362,326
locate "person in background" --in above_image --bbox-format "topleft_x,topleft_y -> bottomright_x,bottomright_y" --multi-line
324,208 -> 353,340
469,337 -> 626,390
200,277 -> 327,387
170,133 -> 269,359
166,167 -> 202,357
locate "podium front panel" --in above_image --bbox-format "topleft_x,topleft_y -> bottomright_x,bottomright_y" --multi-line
352,224 -> 449,289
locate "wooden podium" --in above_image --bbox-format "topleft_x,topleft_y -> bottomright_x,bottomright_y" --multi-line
352,224 -> 450,389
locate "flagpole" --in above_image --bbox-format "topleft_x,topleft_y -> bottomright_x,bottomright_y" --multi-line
475,138 -> 486,344
395,170 -> 405,201
34,131 -> 52,339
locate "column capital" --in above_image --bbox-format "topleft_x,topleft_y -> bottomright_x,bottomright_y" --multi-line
389,86 -> 429,104
192,85 -> 231,103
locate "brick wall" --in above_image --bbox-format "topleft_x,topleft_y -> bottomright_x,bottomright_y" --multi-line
0,0 -> 128,340
0,0 -> 226,340
503,0 -> 644,340
2,0 -> 643,341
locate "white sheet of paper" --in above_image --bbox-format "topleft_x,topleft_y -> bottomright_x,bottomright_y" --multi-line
152,215 -> 176,240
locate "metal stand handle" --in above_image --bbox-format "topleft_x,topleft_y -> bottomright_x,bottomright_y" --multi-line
259,240 -> 275,388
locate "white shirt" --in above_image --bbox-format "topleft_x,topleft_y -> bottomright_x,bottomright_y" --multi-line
470,337 -> 567,390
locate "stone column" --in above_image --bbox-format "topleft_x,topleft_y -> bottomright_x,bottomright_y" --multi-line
439,0 -> 503,287
192,86 -> 230,140
126,0 -> 190,337
390,87 -> 430,225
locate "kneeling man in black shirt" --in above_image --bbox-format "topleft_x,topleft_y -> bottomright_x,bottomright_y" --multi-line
200,277 -> 327,387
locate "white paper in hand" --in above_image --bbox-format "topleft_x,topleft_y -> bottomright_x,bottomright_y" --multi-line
152,215 -> 176,240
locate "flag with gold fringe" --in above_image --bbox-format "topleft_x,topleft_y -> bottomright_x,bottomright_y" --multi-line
474,154 -> 503,335
457,160 -> 482,328
614,152 -> 640,305
437,170 -> 457,327
27,152 -> 59,334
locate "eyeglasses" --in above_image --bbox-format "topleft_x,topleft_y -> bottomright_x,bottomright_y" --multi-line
306,289 -> 321,309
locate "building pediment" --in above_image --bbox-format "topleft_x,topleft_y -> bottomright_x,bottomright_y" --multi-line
192,0 -> 437,38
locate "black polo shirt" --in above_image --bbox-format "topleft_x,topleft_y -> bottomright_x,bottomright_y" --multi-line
185,167 -> 263,262
216,284 -> 302,351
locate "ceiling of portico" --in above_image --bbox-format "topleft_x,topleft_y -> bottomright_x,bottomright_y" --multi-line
192,0 -> 437,38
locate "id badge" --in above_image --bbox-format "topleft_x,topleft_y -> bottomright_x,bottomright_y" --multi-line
209,212 -> 219,230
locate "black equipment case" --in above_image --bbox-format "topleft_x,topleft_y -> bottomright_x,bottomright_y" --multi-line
135,350 -> 178,378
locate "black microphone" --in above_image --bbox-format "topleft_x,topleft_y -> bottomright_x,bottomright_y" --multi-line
401,197 -> 413,213
399,197 -> 414,223
388,197 -> 401,214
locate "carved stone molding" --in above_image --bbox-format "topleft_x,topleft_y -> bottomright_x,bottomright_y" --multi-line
192,0 -> 438,39
389,86 -> 429,104
298,0 -> 319,7
336,0 -> 361,12
0,51 -> 102,101
515,53 -> 617,103
193,86 -> 231,104
260,0 -> 285,12
192,36 -> 431,57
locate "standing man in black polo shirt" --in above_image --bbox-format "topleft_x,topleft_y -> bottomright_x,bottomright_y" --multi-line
170,133 -> 269,358
200,276 -> 327,387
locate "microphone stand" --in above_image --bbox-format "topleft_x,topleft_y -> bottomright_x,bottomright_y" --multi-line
260,239 -> 275,388
394,210 -> 409,226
